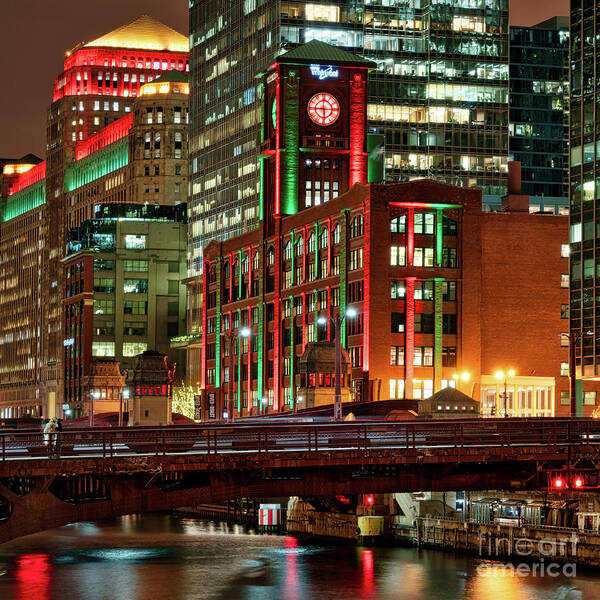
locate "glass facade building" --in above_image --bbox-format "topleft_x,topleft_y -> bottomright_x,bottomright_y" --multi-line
570,1 -> 600,377
509,17 -> 569,201
188,0 -> 509,276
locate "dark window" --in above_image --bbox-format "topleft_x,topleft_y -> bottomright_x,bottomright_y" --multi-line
442,347 -> 457,367
415,313 -> 434,334
443,314 -> 457,334
391,312 -> 405,333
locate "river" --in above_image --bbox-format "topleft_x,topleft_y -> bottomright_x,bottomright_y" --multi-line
0,513 -> 599,600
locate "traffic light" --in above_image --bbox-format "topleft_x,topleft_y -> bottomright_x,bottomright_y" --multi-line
553,476 -> 564,489
574,476 -> 584,489
365,494 -> 374,505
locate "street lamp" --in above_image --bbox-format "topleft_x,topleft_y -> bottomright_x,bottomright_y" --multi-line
89,390 -> 100,427
495,369 -> 515,418
452,371 -> 470,384
317,307 -> 358,421
223,326 -> 251,423
559,330 -> 593,418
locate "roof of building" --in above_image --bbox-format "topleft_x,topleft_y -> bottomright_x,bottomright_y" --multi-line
0,154 -> 43,166
83,15 -> 188,53
426,387 -> 478,405
151,71 -> 189,84
276,40 -> 375,68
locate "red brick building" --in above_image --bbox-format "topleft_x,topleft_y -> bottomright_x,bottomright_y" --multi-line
186,42 -> 595,419
194,178 -> 589,419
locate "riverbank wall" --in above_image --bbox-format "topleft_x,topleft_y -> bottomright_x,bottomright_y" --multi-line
401,517 -> 600,567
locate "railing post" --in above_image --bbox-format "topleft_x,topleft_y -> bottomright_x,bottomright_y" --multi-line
2,435 -> 5,462
102,433 -> 106,459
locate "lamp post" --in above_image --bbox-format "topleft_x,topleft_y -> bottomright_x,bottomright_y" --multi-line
559,331 -> 593,418
317,307 -> 357,421
120,388 -> 129,427
89,390 -> 100,427
495,369 -> 515,418
223,326 -> 251,423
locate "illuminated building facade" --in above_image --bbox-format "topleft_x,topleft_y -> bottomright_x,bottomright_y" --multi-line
63,204 -> 187,417
509,17 -> 569,204
191,42 -> 590,420
188,0 -> 509,275
569,1 -> 600,386
0,16 -> 189,417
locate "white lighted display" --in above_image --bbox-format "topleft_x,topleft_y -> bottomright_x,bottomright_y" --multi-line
307,93 -> 340,126
309,64 -> 339,80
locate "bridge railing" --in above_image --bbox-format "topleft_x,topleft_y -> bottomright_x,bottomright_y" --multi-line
0,418 -> 598,461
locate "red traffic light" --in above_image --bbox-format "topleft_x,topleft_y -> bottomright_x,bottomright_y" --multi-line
574,476 -> 584,489
553,477 -> 564,489
365,494 -> 374,505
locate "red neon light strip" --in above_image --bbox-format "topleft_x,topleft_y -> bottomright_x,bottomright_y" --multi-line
75,113 -> 133,160
405,277 -> 416,399
274,73 -> 281,215
349,72 -> 368,186
362,205 -> 370,372
247,305 -> 252,415
9,162 -> 46,195
407,208 -> 414,268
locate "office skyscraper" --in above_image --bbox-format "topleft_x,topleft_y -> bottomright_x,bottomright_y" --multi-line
509,17 -> 569,206
569,1 -> 599,383
188,0 -> 509,277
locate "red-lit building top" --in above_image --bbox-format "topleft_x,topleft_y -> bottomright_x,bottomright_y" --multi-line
52,15 -> 189,102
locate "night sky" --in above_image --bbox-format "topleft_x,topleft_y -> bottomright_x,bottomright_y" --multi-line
0,0 -> 568,159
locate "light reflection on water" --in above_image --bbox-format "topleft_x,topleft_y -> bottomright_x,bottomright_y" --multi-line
0,513 -> 596,600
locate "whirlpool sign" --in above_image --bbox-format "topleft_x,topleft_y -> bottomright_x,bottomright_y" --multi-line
309,64 -> 339,80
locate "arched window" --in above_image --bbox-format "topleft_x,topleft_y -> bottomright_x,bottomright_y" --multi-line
320,229 -> 328,249
391,215 -> 406,233
332,224 -> 341,245
350,215 -> 364,238
296,236 -> 304,256
223,260 -> 230,279
307,233 -> 316,253
284,240 -> 293,260
266,246 -> 275,266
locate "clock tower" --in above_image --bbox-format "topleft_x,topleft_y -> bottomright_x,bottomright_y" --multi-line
259,41 -> 374,231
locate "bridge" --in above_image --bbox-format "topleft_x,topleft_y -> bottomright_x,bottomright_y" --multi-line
0,417 -> 599,544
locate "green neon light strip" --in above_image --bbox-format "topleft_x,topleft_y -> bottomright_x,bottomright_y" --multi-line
2,181 -> 45,222
259,79 -> 266,222
215,258 -> 222,389
436,209 -> 443,266
237,307 -> 242,413
434,278 -> 444,393
282,71 -> 299,215
257,249 -> 264,405
64,138 -> 128,192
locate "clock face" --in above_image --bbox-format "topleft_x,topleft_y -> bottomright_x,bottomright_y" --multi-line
307,93 -> 340,126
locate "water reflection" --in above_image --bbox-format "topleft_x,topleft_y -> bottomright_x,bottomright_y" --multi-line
0,514 -> 597,600
15,554 -> 50,600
